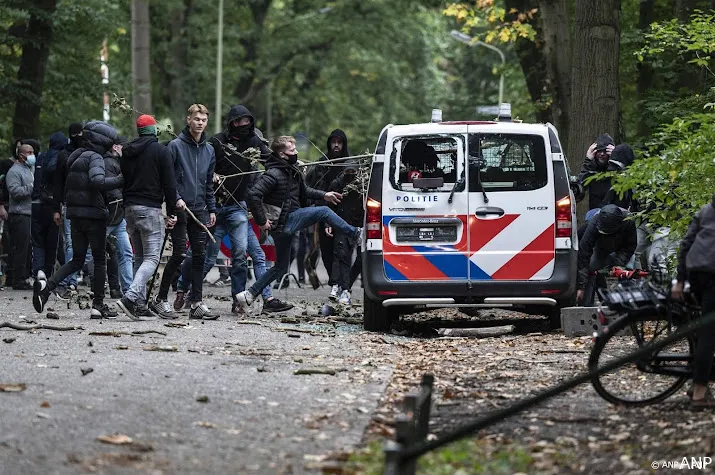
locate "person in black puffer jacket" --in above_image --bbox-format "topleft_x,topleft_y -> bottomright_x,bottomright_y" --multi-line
33,121 -> 124,319
31,131 -> 65,280
305,129 -> 351,280
574,133 -> 620,213
236,136 -> 362,312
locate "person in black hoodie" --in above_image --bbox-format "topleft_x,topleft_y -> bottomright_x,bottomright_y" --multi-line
115,115 -> 177,321
306,129 -> 350,284
33,121 -> 124,319
576,204 -> 637,306
31,132 -> 65,280
326,160 -> 364,305
235,136 -> 361,312
672,193 -> 715,409
574,133 -> 619,213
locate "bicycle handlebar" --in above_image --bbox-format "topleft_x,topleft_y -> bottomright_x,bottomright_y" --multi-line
591,267 -> 649,280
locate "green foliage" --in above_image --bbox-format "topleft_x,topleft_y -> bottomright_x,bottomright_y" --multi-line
636,10 -> 715,67
443,1 -> 537,44
345,438 -> 534,474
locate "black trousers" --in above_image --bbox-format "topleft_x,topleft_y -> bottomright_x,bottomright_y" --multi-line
330,232 -> 355,290
31,203 -> 59,278
690,271 -> 715,385
47,218 -> 107,306
8,213 -> 31,286
158,209 -> 208,303
106,238 -> 120,292
319,226 -> 334,284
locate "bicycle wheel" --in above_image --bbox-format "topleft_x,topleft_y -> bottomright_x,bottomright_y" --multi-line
589,312 -> 693,406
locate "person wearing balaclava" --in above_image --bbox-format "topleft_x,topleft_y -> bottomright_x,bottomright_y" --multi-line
305,129 -> 351,290
574,133 -> 621,214
6,143 -> 36,289
325,160 -> 364,305
576,204 -> 637,306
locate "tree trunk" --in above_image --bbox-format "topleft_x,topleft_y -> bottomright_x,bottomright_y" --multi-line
539,0 -> 572,154
12,0 -> 58,140
636,0 -> 655,140
168,0 -> 191,128
567,0 -> 622,185
505,0 -> 552,125
131,0 -> 152,115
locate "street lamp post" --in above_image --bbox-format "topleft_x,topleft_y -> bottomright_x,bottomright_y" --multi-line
215,0 -> 224,133
450,30 -> 505,108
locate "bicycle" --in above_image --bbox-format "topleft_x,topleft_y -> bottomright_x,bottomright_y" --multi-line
588,276 -> 708,406
582,267 -> 649,306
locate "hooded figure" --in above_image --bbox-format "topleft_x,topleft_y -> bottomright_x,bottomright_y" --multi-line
208,105 -> 270,207
574,133 -> 621,210
601,144 -> 637,210
53,122 -> 84,213
33,132 -> 66,204
577,204 -> 638,293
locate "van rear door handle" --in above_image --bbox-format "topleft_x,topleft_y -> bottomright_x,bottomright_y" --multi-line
474,206 -> 505,217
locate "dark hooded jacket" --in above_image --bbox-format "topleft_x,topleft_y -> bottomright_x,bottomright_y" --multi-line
601,144 -> 638,210
120,135 -> 177,216
64,121 -> 124,220
209,105 -> 270,207
168,126 -> 216,213
247,153 -> 325,232
103,150 -> 124,226
676,194 -> 715,282
33,132 -> 66,204
577,204 -> 637,289
575,133 -> 620,210
328,161 -> 364,227
53,135 -> 82,212
306,129 -> 350,206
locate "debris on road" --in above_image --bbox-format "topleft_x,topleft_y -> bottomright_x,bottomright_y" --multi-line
3,337 -> 16,343
294,368 -> 336,376
96,434 -> 133,445
0,383 -> 26,392
437,325 -> 515,338
143,345 -> 178,352
46,312 -> 59,320
0,321 -> 82,331
196,395 -> 209,403
80,368 -> 94,376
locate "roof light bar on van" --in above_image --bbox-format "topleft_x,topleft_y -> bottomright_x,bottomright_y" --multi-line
366,198 -> 382,239
497,103 -> 512,122
556,195 -> 572,238
431,109 -> 443,123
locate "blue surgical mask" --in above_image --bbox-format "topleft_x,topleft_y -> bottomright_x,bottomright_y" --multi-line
26,154 -> 36,167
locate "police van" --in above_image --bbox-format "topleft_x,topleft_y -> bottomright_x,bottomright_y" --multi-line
361,105 -> 577,332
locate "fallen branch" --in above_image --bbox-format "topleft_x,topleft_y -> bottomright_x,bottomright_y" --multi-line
0,322 -> 83,332
438,325 -> 515,338
89,330 -> 167,337
538,349 -> 587,354
235,320 -> 264,326
185,208 -> 217,243
488,357 -> 562,366
294,367 -> 336,376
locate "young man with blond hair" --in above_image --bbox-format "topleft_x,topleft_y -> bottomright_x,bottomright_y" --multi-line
151,104 -> 218,320
235,135 -> 361,312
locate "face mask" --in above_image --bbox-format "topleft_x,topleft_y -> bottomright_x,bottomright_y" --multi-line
344,173 -> 356,182
284,153 -> 298,164
230,123 -> 251,139
26,154 -> 36,167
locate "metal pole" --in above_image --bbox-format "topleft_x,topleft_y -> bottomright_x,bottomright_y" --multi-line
266,81 -> 272,138
450,30 -> 506,107
215,0 -> 224,133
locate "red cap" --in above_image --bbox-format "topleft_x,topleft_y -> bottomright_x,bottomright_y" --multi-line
136,114 -> 157,128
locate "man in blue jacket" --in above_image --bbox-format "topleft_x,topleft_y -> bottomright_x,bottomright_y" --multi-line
155,104 -> 218,320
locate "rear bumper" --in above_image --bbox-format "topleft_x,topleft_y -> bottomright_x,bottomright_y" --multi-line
363,249 -> 577,306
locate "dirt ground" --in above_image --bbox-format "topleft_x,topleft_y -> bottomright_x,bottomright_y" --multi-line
354,308 -> 715,475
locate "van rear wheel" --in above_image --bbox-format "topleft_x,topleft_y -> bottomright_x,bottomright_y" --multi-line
363,295 -> 395,332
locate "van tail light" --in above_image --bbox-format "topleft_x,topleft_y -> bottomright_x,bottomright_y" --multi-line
366,198 -> 382,239
555,196 -> 572,238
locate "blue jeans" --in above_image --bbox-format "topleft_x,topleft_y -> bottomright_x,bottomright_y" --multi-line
124,205 -> 165,305
107,219 -> 133,293
59,208 -> 92,288
248,206 -> 358,298
179,204 -> 272,299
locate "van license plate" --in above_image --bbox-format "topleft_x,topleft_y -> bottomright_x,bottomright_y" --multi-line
395,226 -> 457,243
419,228 -> 434,241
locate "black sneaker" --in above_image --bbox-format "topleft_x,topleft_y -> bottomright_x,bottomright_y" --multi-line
189,302 -> 219,320
54,286 -> 71,300
263,298 -> 294,313
110,289 -> 122,299
91,304 -> 118,320
33,277 -> 49,313
116,297 -> 140,321
135,306 -> 158,320
149,298 -> 178,320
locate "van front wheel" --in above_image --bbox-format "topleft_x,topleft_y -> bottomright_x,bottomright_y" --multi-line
363,295 -> 395,332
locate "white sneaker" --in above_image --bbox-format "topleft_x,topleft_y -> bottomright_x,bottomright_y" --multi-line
235,290 -> 254,312
329,285 -> 340,301
36,270 -> 46,281
338,289 -> 351,305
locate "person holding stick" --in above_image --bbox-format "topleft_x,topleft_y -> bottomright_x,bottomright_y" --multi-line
115,115 -> 178,321
154,104 -> 219,320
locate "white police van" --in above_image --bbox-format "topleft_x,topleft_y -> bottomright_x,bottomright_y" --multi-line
362,105 -> 577,332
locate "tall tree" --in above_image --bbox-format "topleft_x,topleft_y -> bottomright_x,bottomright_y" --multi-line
11,0 -> 58,140
636,0 -> 655,139
131,0 -> 152,115
567,0 -> 622,180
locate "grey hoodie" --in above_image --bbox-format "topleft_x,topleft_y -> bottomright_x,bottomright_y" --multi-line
677,194 -> 715,281
6,161 -> 34,215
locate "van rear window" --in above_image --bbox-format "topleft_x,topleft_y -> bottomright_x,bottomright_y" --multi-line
392,136 -> 459,192
467,134 -> 548,192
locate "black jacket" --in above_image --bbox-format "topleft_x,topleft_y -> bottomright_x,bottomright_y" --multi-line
575,134 -> 620,210
34,131 -> 66,204
53,139 -> 79,212
600,144 -> 638,210
247,154 -> 324,232
209,105 -> 271,206
677,195 -> 715,282
103,152 -> 124,226
306,129 -> 350,206
328,162 -> 364,227
120,135 -> 177,216
64,121 -> 124,220
577,207 -> 637,289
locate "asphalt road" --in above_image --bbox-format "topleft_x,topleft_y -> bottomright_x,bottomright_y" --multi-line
0,267 -> 387,474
